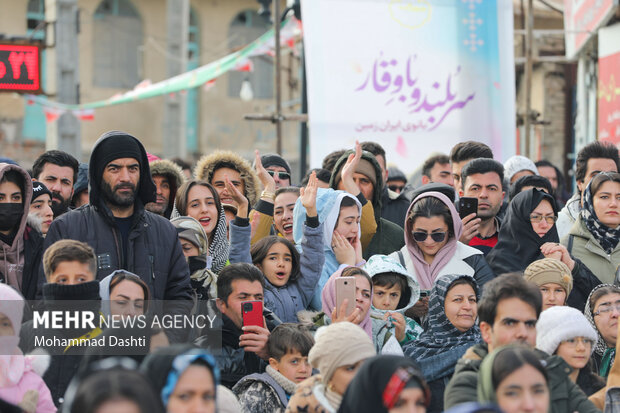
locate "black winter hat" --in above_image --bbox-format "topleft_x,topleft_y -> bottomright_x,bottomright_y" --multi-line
32,181 -> 52,202
260,153 -> 291,174
74,163 -> 89,194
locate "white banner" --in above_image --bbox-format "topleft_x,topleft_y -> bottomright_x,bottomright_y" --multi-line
302,0 -> 516,175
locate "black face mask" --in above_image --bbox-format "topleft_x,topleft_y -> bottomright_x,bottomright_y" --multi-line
188,256 -> 207,273
0,203 -> 23,231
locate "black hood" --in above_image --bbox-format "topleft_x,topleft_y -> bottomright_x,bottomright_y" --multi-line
88,131 -> 156,210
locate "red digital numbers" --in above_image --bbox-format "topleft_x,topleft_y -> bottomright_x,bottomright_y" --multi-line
0,44 -> 41,93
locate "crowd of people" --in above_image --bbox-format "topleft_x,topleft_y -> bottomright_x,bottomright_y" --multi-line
0,132 -> 620,413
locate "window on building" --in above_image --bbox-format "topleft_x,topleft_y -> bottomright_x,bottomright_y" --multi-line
93,0 -> 142,88
228,10 -> 273,100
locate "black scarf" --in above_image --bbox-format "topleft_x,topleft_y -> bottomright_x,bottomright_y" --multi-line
486,189 -> 559,275
337,355 -> 429,413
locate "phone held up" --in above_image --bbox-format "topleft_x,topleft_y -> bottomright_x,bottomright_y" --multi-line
241,300 -> 264,328
458,197 -> 478,220
335,277 -> 356,317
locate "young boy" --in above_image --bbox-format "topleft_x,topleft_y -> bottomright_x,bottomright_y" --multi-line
233,323 -> 314,413
22,239 -> 100,407
43,239 -> 97,285
364,254 -> 423,345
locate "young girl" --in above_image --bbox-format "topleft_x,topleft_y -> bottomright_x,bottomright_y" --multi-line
173,178 -> 251,272
293,187 -> 364,311
0,284 -> 56,413
251,172 -> 324,322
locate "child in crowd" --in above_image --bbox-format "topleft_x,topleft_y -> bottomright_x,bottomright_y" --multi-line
0,284 -> 56,413
364,255 -> 423,345
524,258 -> 573,311
20,239 -> 101,407
251,172 -> 324,323
233,323 -> 314,413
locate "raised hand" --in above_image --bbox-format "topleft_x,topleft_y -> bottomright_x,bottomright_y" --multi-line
225,175 -> 249,218
340,141 -> 362,196
254,149 -> 276,195
300,171 -> 318,217
331,298 -> 362,324
332,231 -> 356,266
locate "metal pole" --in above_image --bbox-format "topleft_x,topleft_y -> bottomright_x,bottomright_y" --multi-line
274,0 -> 282,155
524,0 -> 534,157
300,41 -> 308,177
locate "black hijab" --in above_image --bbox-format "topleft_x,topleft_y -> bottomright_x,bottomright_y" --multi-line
486,188 -> 558,275
337,355 -> 430,413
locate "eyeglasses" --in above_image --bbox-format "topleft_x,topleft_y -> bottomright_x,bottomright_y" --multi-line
388,185 -> 405,192
529,214 -> 557,225
412,231 -> 447,243
267,170 -> 291,181
561,337 -> 595,347
593,301 -> 620,316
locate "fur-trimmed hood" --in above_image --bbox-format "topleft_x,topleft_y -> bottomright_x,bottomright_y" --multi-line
149,159 -> 187,216
194,151 -> 261,207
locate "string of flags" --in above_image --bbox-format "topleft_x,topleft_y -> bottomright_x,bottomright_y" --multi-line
24,17 -> 300,123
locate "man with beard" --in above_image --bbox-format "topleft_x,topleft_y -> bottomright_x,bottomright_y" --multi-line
458,158 -> 505,256
42,131 -> 192,309
145,158 -> 186,219
32,150 -> 79,218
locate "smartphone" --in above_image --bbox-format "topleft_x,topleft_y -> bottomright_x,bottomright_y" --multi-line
335,277 -> 356,316
241,301 -> 264,328
459,197 -> 478,219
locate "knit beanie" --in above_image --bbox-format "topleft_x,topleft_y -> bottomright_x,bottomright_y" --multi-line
387,167 -> 407,183
31,180 -> 52,202
308,322 -> 375,384
503,155 -> 538,182
333,158 -> 377,188
261,153 -> 291,175
524,258 -> 573,297
536,306 -> 598,355
73,163 -> 89,194
93,133 -> 144,187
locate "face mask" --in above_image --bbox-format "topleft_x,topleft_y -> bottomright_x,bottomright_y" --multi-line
0,204 -> 23,231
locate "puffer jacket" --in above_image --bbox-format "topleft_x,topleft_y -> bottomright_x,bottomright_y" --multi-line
263,221 -> 325,323
148,158 -> 186,219
444,343 -> 600,413
232,366 -> 294,413
563,215 -> 620,285
42,132 -> 193,304
329,150 -> 405,259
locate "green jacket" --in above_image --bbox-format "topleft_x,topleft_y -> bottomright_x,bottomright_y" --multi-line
562,215 -> 620,284
444,343 -> 600,413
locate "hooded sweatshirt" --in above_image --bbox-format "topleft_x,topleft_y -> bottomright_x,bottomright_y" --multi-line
363,254 -> 423,344
0,163 -> 42,299
0,284 -> 55,413
329,150 -> 405,258
43,131 -> 192,305
293,188 -> 362,311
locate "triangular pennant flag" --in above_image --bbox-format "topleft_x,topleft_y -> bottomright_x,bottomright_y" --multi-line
72,108 -> 95,121
203,78 -> 216,92
43,107 -> 64,123
233,59 -> 254,72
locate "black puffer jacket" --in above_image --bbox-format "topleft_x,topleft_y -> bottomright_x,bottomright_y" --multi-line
42,131 -> 192,304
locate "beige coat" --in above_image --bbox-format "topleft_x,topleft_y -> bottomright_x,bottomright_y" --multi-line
562,215 -> 620,284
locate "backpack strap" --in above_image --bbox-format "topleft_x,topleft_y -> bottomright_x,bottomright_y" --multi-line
567,234 -> 574,254
397,250 -> 406,267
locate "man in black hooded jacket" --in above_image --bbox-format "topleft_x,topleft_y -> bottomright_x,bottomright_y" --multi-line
41,131 -> 192,321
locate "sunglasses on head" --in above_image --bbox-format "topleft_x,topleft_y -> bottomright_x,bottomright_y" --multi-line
267,170 -> 291,180
412,231 -> 447,243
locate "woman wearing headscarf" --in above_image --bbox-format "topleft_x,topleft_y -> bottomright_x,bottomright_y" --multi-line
337,355 -> 430,413
404,274 -> 482,412
487,188 -> 600,311
388,191 -> 493,320
584,284 -> 620,379
318,267 -> 403,355
562,172 -> 620,284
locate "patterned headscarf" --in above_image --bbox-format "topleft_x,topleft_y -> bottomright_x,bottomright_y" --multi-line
584,283 -> 620,377
406,274 -> 481,363
581,178 -> 620,254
